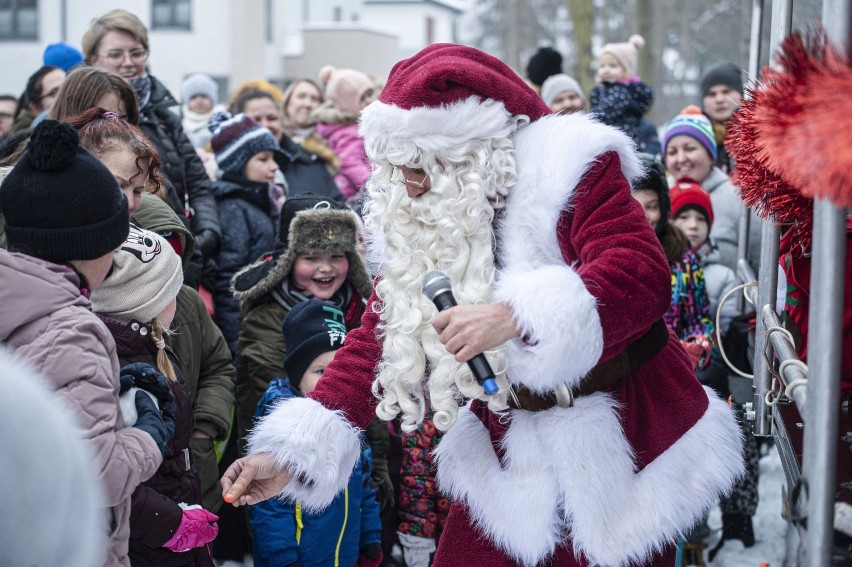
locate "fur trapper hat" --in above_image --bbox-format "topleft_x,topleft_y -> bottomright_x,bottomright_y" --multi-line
231,193 -> 372,306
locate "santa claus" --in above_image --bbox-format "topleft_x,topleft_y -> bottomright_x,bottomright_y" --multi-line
222,44 -> 743,567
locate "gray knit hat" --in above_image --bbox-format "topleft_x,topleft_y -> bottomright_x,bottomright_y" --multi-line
182,73 -> 218,105
699,61 -> 744,97
540,74 -> 585,107
90,225 -> 183,324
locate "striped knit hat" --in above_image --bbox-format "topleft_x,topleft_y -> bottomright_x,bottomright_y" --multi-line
662,105 -> 717,160
208,111 -> 283,177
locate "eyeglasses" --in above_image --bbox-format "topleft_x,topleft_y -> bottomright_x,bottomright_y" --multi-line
392,167 -> 429,189
34,86 -> 61,103
99,48 -> 148,63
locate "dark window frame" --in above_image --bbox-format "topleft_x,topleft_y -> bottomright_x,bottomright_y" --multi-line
0,0 -> 39,41
151,0 -> 192,31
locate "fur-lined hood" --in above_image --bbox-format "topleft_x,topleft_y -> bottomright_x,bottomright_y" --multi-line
231,204 -> 372,307
312,101 -> 358,126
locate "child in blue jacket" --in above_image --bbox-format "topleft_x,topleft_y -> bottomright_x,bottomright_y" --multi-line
249,299 -> 383,567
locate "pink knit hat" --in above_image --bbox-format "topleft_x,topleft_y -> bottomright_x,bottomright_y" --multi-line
600,35 -> 645,78
318,65 -> 374,116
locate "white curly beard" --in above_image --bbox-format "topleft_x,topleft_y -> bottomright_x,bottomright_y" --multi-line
362,139 -> 517,432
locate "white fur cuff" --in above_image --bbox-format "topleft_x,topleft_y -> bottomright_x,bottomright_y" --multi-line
247,397 -> 361,512
495,265 -> 603,392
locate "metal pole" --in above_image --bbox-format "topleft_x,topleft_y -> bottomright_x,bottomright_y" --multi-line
752,0 -> 793,437
801,1 -> 851,564
802,199 -> 847,567
748,0 -> 765,84
735,0 -> 764,312
761,304 -> 808,413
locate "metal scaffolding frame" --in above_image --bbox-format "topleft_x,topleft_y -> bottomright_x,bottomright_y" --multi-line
740,0 -> 850,564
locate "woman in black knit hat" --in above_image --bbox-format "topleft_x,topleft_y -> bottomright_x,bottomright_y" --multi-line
0,120 -> 172,566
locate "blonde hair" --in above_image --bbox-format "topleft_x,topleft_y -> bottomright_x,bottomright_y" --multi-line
82,9 -> 149,62
150,318 -> 177,382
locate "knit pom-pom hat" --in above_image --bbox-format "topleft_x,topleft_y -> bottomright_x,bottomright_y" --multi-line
670,177 -> 714,227
662,105 -> 718,161
318,65 -> 374,116
600,34 -> 645,78
0,120 -> 129,263
90,225 -> 183,324
209,111 -> 284,177
526,46 -> 563,88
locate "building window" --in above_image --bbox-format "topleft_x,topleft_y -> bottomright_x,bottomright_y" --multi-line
0,0 -> 38,41
151,0 -> 191,31
333,6 -> 342,22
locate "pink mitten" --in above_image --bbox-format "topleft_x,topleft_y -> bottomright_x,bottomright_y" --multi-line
163,504 -> 219,552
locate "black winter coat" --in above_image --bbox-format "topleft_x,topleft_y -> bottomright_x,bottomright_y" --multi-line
137,76 -> 221,259
210,176 -> 276,355
278,133 -> 344,203
99,316 -> 214,567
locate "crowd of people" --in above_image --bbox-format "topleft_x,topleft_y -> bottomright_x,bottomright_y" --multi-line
0,8 -> 776,567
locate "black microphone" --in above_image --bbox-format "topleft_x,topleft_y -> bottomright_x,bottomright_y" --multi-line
421,271 -> 499,395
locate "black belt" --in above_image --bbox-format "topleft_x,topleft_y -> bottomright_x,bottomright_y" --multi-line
508,319 -> 670,411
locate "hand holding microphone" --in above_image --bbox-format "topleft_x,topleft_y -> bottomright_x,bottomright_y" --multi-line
422,271 -> 516,396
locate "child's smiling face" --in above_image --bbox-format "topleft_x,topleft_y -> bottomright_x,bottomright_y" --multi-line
290,252 -> 350,299
597,53 -> 627,83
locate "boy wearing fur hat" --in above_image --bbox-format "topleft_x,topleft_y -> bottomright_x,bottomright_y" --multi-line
249,299 -> 383,567
589,34 -> 654,145
91,225 -> 219,566
223,44 -> 742,567
230,193 -> 372,456
207,111 -> 283,356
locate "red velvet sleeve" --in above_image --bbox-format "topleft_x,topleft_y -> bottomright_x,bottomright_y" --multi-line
558,151 -> 671,364
307,288 -> 383,429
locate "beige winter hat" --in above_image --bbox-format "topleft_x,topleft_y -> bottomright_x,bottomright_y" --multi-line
90,224 -> 183,324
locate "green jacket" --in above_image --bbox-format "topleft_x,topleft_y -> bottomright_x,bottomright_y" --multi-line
235,299 -> 286,455
134,194 -> 235,512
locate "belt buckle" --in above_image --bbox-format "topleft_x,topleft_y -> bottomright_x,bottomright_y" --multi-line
554,384 -> 574,408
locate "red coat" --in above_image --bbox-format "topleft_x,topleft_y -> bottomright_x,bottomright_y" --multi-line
250,113 -> 743,567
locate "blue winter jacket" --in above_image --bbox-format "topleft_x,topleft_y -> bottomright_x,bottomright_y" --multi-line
249,379 -> 383,567
210,175 -> 276,355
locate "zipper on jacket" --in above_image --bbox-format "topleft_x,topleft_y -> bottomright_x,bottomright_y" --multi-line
334,486 -> 349,566
295,501 -> 303,544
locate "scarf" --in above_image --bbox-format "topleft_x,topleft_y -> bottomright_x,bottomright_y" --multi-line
130,75 -> 152,111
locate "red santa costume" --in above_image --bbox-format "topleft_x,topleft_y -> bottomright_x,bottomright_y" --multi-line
247,44 -> 743,567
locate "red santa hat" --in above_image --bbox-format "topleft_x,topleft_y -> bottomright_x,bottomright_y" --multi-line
359,43 -> 552,158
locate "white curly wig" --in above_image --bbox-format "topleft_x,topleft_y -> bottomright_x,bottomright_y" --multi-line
362,124 -> 526,432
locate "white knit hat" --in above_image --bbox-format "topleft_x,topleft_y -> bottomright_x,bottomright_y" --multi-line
91,225 -> 183,324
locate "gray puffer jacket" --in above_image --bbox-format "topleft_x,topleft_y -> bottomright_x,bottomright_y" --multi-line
0,249 -> 162,566
701,167 -> 762,274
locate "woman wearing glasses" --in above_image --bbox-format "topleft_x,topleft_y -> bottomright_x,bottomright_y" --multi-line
82,9 -> 221,290
11,65 -> 66,133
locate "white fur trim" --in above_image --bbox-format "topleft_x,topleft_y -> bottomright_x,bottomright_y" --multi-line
435,387 -> 744,566
494,113 -> 642,392
359,97 -> 516,158
247,397 -> 361,512
495,265 -> 602,391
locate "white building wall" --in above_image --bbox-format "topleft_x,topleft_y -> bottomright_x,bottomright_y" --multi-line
1,0 -> 467,100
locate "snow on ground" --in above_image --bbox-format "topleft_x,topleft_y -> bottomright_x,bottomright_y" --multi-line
707,443 -> 790,567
